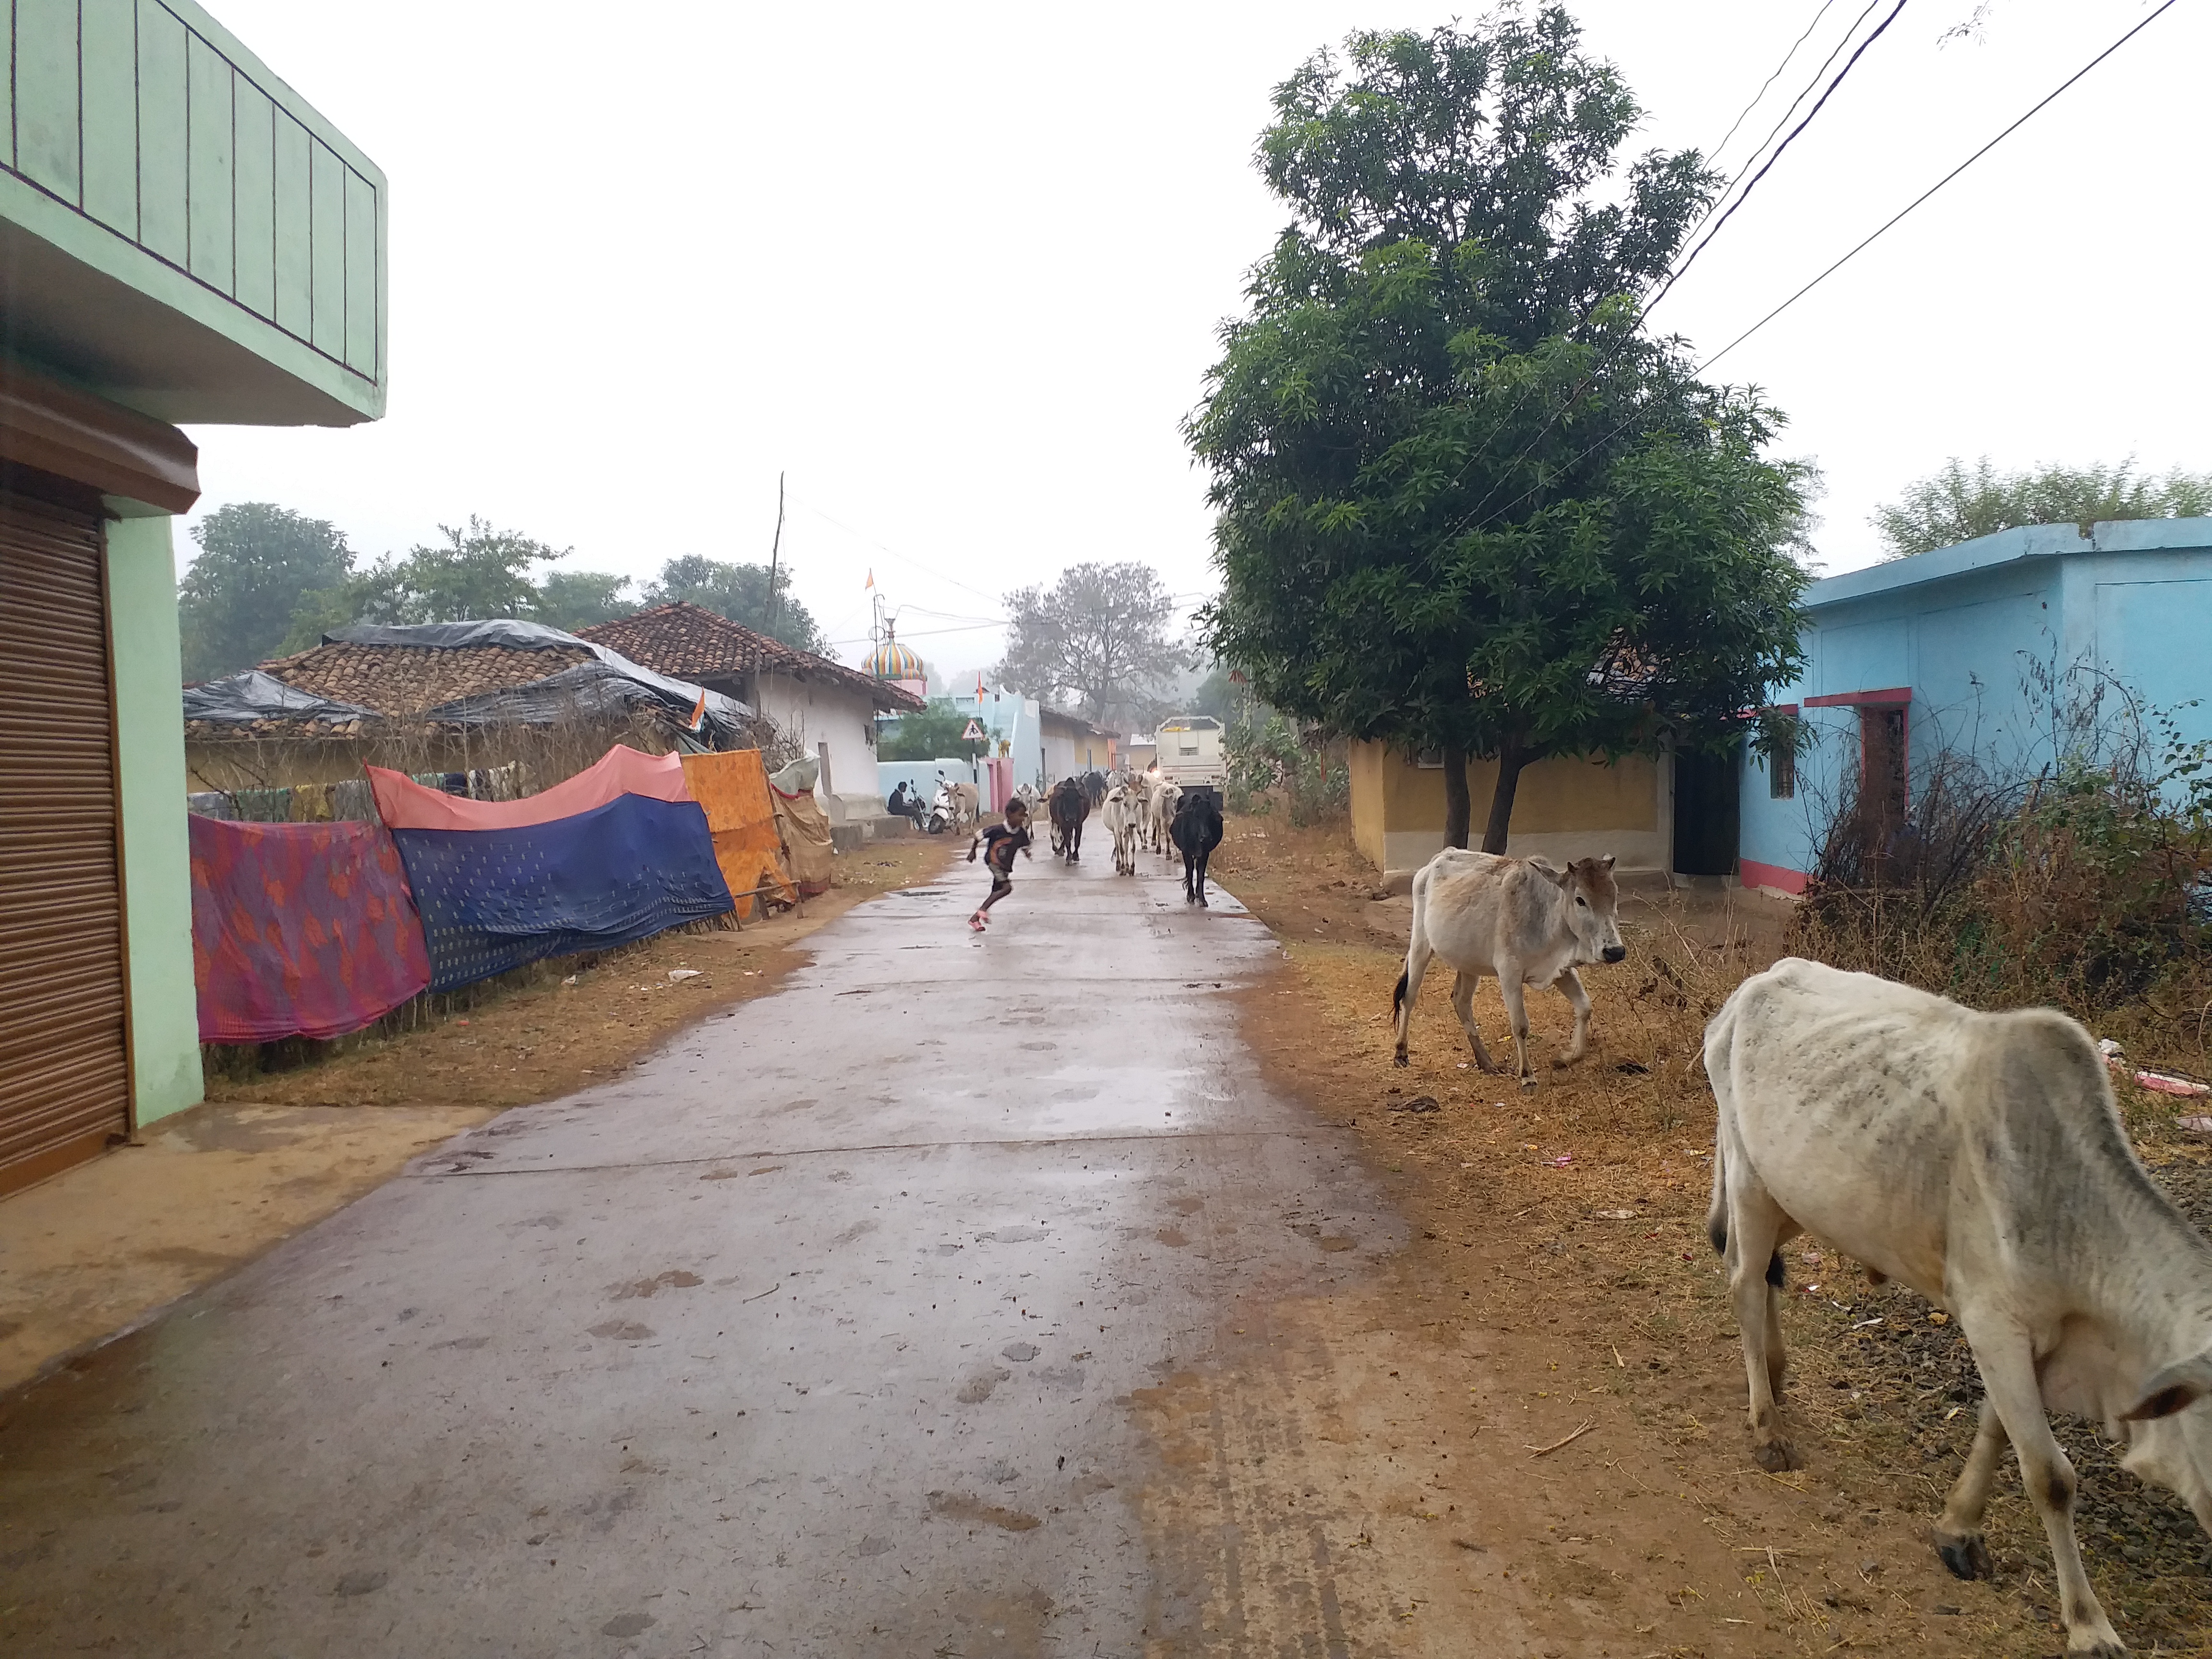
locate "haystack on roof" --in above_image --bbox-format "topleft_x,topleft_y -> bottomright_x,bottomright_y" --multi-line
578,602 -> 925,713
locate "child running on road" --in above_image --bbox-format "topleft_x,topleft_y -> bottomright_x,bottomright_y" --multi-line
967,799 -> 1033,932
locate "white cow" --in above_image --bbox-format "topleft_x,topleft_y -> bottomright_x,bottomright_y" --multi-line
943,781 -> 979,832
1148,780 -> 1182,857
1101,782 -> 1146,876
1391,850 -> 1624,1084
1706,958 -> 2212,1658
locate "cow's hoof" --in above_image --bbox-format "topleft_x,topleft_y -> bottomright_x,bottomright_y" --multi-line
1518,1075 -> 1539,1090
1751,1438 -> 1799,1473
1198,896 -> 1209,907
1932,1530 -> 1992,1582
1392,1053 -> 1409,1069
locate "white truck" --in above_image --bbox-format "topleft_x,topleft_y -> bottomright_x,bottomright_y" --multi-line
1153,715 -> 1226,804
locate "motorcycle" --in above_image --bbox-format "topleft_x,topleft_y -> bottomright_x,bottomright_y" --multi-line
922,784 -> 955,835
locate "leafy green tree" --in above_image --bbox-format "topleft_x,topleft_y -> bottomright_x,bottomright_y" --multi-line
1875,457 -> 2212,560
641,555 -> 827,653
277,557 -> 410,652
276,516 -> 569,651
994,562 -> 1184,730
535,569 -> 637,632
178,503 -> 353,680
1189,662 -> 1254,725
1188,12 -> 1811,851
399,517 -> 567,620
877,697 -> 982,762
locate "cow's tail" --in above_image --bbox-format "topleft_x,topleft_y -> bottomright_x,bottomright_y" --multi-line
1705,1143 -> 1728,1259
1704,985 -> 1737,1261
1392,860 -> 1429,1029
1699,985 -> 1782,1286
1702,1104 -> 1783,1286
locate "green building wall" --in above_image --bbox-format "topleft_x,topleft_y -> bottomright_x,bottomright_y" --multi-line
105,515 -> 203,1125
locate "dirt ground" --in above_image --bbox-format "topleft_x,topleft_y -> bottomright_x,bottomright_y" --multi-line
0,837 -> 957,1395
1192,813 -> 2212,1659
201,836 -> 955,1112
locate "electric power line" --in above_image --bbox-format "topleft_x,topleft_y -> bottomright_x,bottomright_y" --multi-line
1697,0 -> 2181,374
789,492 -> 1001,606
1428,0 -> 1907,547
1462,0 -> 2184,540
824,619 -> 1010,647
1647,0 -> 1905,315
1702,0 -> 1850,169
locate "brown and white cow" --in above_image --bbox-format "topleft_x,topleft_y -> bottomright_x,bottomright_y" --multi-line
1391,850 -> 1624,1083
1706,958 -> 2212,1657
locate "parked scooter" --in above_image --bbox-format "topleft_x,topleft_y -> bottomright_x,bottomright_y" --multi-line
922,783 -> 955,835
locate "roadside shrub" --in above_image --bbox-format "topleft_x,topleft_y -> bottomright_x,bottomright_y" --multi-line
1788,668 -> 2212,1063
1226,712 -> 1348,825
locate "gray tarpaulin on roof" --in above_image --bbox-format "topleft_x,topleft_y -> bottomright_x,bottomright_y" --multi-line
182,670 -> 375,725
418,660 -> 749,743
321,620 -> 751,736
326,620 -> 585,653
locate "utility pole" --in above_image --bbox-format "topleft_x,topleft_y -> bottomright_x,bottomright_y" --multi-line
764,471 -> 785,640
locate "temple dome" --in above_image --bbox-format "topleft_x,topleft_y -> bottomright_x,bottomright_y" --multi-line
864,640 -> 926,681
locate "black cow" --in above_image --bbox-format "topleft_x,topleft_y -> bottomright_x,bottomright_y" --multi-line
1080,770 -> 1109,810
1170,790 -> 1224,906
1047,777 -> 1089,862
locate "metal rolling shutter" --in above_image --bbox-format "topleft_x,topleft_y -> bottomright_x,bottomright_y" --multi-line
0,490 -> 129,1193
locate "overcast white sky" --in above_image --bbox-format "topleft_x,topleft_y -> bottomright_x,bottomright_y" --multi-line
184,0 -> 2210,680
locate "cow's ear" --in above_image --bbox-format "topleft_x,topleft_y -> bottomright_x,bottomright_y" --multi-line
2122,1355 -> 2212,1422
1602,855 -> 1616,870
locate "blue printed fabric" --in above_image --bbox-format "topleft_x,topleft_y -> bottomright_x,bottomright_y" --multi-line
391,794 -> 733,992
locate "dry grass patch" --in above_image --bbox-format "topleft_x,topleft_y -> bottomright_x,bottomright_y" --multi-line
1216,813 -> 2212,1658
205,837 -> 955,1111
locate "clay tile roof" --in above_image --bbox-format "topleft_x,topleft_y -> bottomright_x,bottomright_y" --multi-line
257,640 -> 597,717
577,602 -> 924,711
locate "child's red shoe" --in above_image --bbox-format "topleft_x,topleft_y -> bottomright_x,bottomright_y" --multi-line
967,913 -> 987,932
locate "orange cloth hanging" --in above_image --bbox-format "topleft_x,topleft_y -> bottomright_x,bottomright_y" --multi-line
679,750 -> 799,917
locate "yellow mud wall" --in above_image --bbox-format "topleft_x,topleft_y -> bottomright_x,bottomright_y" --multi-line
1348,741 -> 1664,870
1348,742 -> 1389,867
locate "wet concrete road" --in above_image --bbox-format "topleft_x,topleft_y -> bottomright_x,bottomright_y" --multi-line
0,847 -> 1399,1657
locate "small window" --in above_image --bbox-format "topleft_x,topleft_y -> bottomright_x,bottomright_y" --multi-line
1768,744 -> 1795,800
1415,749 -> 1443,769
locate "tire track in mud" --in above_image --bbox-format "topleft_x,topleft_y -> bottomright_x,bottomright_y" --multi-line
1133,1325 -> 1374,1657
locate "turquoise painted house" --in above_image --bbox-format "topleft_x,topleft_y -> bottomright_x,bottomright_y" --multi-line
1738,518 -> 2212,895
0,0 -> 385,1192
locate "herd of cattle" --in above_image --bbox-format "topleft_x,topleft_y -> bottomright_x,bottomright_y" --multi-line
1384,843 -> 2209,1656
1007,769 -> 1225,905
